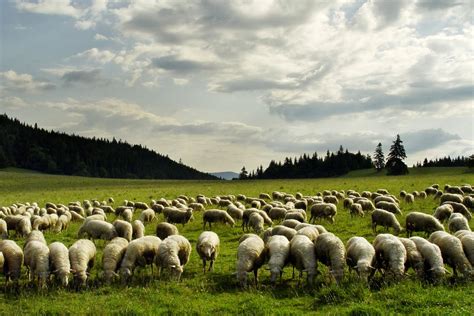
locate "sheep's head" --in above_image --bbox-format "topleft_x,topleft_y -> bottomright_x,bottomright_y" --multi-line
269,266 -> 282,284
237,270 -> 247,287
74,271 -> 88,286
57,270 -> 70,287
169,264 -> 184,281
120,267 -> 132,282
104,270 -> 119,284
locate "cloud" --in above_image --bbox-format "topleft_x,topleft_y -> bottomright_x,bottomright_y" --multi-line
0,96 -> 28,109
94,33 -> 108,41
15,0 -> 82,17
401,128 -> 461,153
150,55 -> 216,74
0,70 -> 56,92
61,69 -> 105,85
73,48 -> 115,64
416,0 -> 464,11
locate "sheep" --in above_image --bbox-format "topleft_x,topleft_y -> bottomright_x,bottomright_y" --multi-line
70,211 -> 85,222
49,242 -> 70,287
155,235 -> 191,281
155,222 -> 179,240
289,235 -> 317,285
248,212 -> 264,234
374,196 -> 397,205
202,209 -> 235,230
0,252 -> 3,271
461,185 -> 473,194
113,220 -> 133,242
281,219 -> 301,229
242,208 -> 259,231
102,237 -> 129,283
54,214 -> 70,233
346,237 -> 375,282
188,202 -> 204,212
196,231 -> 220,273
349,203 -> 364,218
25,230 -> 47,246
120,236 -> 161,281
265,235 -> 290,284
448,213 -> 471,233
139,209 -> 155,224
0,240 -> 23,283
442,202 -> 472,220
314,232 -> 345,283
377,189 -> 389,195
371,209 -> 402,235
440,193 -> 463,204
163,207 -> 193,226
151,203 -> 164,214
375,201 -> 402,215
296,226 -> 319,242
69,239 -> 97,287
122,208 -> 133,223
458,234 -> 474,266
78,220 -> 117,241
309,203 -> 337,223
227,204 -> 244,220
0,219 -> 8,239
409,236 -> 446,282
323,195 -> 338,205
429,231 -> 472,277
236,234 -> 267,287
84,214 -> 106,222
463,196 -> 474,209
132,220 -> 144,239
23,240 -> 50,287
398,237 -> 424,277
284,211 -> 305,223
425,187 -> 438,196
357,199 -> 375,212
134,202 -> 149,210
433,204 -> 454,223
405,212 -> 445,237
404,194 -> 415,204
294,200 -> 307,211
373,234 -> 407,279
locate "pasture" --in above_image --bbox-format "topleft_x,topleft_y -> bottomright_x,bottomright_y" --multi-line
0,167 -> 473,315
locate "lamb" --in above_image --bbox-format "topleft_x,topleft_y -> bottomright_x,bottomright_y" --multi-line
139,209 -> 155,224
102,237 -> 129,283
289,235 -> 317,285
371,209 -> 402,235
249,212 -> 264,234
296,226 -> 319,242
409,236 -> 446,282
120,236 -> 162,281
265,235 -> 290,283
78,220 -> 118,241
309,203 -> 337,223
433,204 -> 454,223
0,240 -> 23,283
155,235 -> 191,281
48,242 -> 71,287
203,209 -> 235,230
448,213 -> 471,233
373,234 -> 407,279
440,193 -> 463,204
155,222 -> 179,240
69,239 -> 97,287
346,237 -> 375,282
428,231 -> 472,277
375,201 -> 402,215
163,207 -> 193,226
0,219 -> 8,239
236,234 -> 267,287
132,220 -> 144,239
404,194 -> 415,204
113,220 -> 133,242
23,240 -> 50,287
398,237 -> 424,277
442,202 -> 472,220
349,203 -> 364,218
314,232 -> 345,283
405,212 -> 445,237
196,231 -> 220,273
227,204 -> 244,220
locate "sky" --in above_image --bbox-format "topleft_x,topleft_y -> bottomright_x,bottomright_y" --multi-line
0,0 -> 473,173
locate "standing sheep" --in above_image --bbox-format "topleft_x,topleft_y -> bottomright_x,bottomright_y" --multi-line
0,219 -> 7,239
371,209 -> 402,235
139,209 -> 155,224
227,204 -> 244,220
203,209 -> 235,230
49,242 -> 70,287
113,220 -> 133,242
349,203 -> 364,218
289,235 -> 317,286
309,203 -> 337,223
69,239 -> 97,287
266,235 -> 290,284
429,231 -> 472,278
78,220 -> 117,241
442,202 -> 472,220
314,233 -> 345,283
132,220 -> 144,239
405,212 -> 445,237
346,237 -> 375,282
163,207 -> 194,226
409,236 -> 446,282
249,212 -> 264,234
458,234 -> 474,266
0,240 -> 23,283
155,222 -> 179,240
155,235 -> 191,281
448,213 -> 471,233
376,201 -> 402,215
373,234 -> 407,279
398,237 -> 424,277
120,236 -> 162,281
196,231 -> 220,273
102,237 -> 129,283
236,234 -> 267,287
433,204 -> 454,223
24,240 -> 50,288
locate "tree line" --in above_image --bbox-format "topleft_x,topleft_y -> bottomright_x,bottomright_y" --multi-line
413,156 -> 472,168
0,114 -> 216,180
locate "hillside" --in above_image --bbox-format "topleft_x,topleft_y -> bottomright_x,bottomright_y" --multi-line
210,171 -> 239,180
0,115 -> 216,180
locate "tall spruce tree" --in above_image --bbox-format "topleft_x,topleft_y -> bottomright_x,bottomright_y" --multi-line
386,134 -> 408,175
239,166 -> 248,180
373,142 -> 385,172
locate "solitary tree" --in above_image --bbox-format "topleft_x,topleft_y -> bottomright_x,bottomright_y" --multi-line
386,134 -> 408,175
373,142 -> 385,172
239,166 -> 248,180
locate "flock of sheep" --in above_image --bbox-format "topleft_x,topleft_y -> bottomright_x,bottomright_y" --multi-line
0,182 -> 473,289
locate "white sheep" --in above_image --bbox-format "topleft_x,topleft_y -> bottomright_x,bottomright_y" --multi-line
409,236 -> 446,282
155,222 -> 179,240
458,234 -> 474,266
433,204 -> 454,223
155,235 -> 191,281
371,209 -> 402,235
102,237 -> 129,283
289,235 -> 317,285
0,219 -> 8,239
24,240 -> 50,287
440,193 -> 463,204
404,194 -> 415,204
69,239 -> 97,287
398,237 -> 424,277
122,208 -> 133,223
163,207 -> 194,226
139,208 -> 155,224
78,220 -> 117,241
296,226 -> 319,242
132,220 -> 145,239
25,230 -> 47,246
120,235 -> 162,281
196,231 -> 220,273
448,213 -> 471,233
375,201 -> 402,215
442,202 -> 472,220
249,212 -> 264,234
265,235 -> 290,284
349,203 -> 364,218
314,232 -> 345,284
0,240 -> 23,283
373,234 -> 407,279
309,203 -> 337,223
227,204 -> 244,220
405,212 -> 445,237
48,242 -> 71,287
113,220 -> 133,242
236,234 -> 267,287
429,231 -> 472,278
203,209 -> 235,230
346,236 -> 375,282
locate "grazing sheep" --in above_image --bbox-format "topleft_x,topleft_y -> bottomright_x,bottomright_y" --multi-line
374,196 -> 398,205
132,220 -> 144,239
375,201 -> 402,215
151,203 -> 164,214
346,237 -> 375,282
440,193 -> 463,204
203,209 -> 235,230
343,198 -> 354,209
294,200 -> 307,211
259,193 -> 271,200
25,230 -> 47,246
323,195 -> 338,205
463,196 -> 474,209
266,235 -> 290,284
373,234 -> 407,279
398,237 -> 424,277
284,211 -> 305,223
69,239 -> 97,287
371,209 -> 402,235
156,235 -> 191,281
155,222 -> 179,240
448,213 -> 471,233
458,234 -> 474,266
120,236 -> 162,282
429,231 -> 472,277
23,241 -> 50,287
314,233 -> 345,283
442,202 -> 472,220
113,220 -> 133,242
400,190 -> 407,198
296,226 -> 319,242
102,237 -> 129,283
49,242 -> 70,287
357,199 -> 375,212
139,209 -> 155,224
0,219 -> 8,239
309,203 -> 337,223
196,231 -> 220,273
249,212 -> 264,234
281,219 -> 301,229
289,235 -> 317,285
377,189 -> 389,195
404,194 -> 415,204
349,203 -> 364,218
134,202 -> 149,210
78,220 -> 117,241
405,212 -> 445,237
0,240 -> 23,283
410,236 -> 446,282
236,234 -> 267,287
0,252 -> 3,271
433,204 -> 454,223
121,208 -> 133,223
227,204 -> 244,220
241,209 -> 259,231
163,207 -> 193,226
425,187 -> 438,196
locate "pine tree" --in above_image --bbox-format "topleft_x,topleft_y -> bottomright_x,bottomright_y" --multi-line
239,166 -> 248,180
386,134 -> 408,175
373,142 -> 385,172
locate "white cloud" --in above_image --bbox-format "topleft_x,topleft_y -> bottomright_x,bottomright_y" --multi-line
73,48 -> 115,64
0,70 -> 56,92
94,33 -> 108,41
15,0 -> 82,17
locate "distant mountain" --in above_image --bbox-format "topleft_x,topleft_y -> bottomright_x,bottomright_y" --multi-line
210,171 -> 239,180
0,115 -> 217,180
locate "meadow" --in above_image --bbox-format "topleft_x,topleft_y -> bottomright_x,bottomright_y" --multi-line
0,167 -> 473,315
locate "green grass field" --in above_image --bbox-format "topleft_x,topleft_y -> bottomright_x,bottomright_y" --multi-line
0,167 -> 473,315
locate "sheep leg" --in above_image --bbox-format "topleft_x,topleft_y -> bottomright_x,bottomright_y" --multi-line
253,269 -> 258,287
209,260 -> 214,272
202,259 -> 206,273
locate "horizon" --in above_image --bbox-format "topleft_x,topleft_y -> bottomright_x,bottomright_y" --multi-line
1,1 -> 472,173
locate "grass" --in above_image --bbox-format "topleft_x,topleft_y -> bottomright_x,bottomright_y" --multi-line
0,167 -> 473,315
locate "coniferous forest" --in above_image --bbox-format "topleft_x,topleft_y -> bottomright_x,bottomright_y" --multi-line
0,115 -> 216,180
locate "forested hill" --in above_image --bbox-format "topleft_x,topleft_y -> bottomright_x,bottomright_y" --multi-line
0,115 -> 217,180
